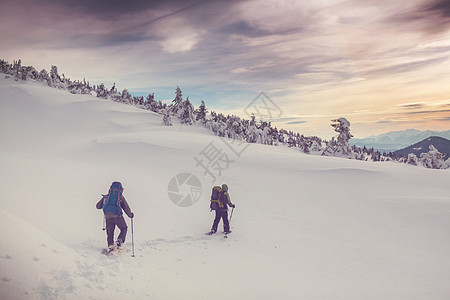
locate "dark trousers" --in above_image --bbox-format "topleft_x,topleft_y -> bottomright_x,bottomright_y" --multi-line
212,210 -> 230,232
106,216 -> 128,246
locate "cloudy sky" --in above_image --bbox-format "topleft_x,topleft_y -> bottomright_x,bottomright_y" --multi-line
1,0 -> 450,138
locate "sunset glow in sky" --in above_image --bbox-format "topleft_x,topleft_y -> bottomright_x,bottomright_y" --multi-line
1,0 -> 449,138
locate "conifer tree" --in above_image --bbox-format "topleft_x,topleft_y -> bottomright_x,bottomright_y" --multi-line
322,118 -> 355,158
179,96 -> 195,125
163,109 -> 173,126
195,100 -> 208,125
419,145 -> 447,169
170,86 -> 183,116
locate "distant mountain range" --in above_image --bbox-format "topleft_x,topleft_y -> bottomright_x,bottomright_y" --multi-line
350,129 -> 450,153
394,136 -> 450,160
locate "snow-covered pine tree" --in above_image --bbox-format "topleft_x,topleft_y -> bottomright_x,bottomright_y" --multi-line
68,80 -> 80,94
278,129 -> 288,145
208,111 -> 219,134
145,93 -> 158,112
371,151 -> 381,162
195,100 -> 208,125
49,65 -> 65,89
353,145 -> 364,160
136,96 -> 145,106
38,69 -> 51,86
310,136 -> 324,153
96,83 -> 108,99
419,145 -> 447,169
444,157 -> 450,169
170,86 -> 183,116
12,59 -> 22,81
211,113 -> 225,137
0,59 -> 11,74
271,127 -> 280,145
298,135 -> 311,153
286,131 -> 296,148
259,121 -> 273,145
107,83 -> 119,101
120,89 -> 132,104
322,118 -> 355,158
163,109 -> 173,126
179,96 -> 195,125
24,66 -> 39,81
227,115 -> 244,140
245,114 -> 261,143
405,153 -> 419,166
322,137 -> 336,156
82,79 -> 90,94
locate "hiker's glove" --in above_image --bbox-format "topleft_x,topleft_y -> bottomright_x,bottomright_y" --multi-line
130,212 -> 134,218
231,204 -> 236,208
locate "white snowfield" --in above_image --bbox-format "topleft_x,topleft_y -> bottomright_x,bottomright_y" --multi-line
0,77 -> 449,300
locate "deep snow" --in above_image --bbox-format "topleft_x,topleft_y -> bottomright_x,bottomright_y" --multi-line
1,77 -> 449,299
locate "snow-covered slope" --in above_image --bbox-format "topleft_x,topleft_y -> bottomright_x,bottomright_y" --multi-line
1,77 -> 449,299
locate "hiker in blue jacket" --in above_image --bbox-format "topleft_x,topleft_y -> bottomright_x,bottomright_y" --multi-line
211,184 -> 235,234
96,182 -> 134,249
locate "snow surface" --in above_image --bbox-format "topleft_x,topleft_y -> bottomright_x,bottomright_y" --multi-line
1,77 -> 450,299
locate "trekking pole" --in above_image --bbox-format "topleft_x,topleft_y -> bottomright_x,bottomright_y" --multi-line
229,206 -> 234,223
102,215 -> 106,231
131,218 -> 135,257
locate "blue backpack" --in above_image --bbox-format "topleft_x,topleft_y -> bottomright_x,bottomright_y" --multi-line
103,181 -> 123,216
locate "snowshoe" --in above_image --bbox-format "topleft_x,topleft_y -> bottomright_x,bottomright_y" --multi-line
223,231 -> 232,238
